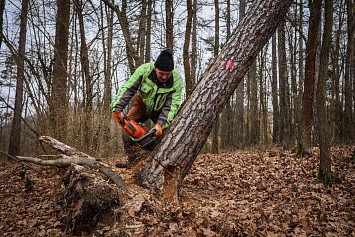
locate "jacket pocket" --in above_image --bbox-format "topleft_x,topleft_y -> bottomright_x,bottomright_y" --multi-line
139,83 -> 153,99
154,93 -> 169,110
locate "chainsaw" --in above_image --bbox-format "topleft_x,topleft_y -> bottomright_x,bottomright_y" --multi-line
120,118 -> 158,149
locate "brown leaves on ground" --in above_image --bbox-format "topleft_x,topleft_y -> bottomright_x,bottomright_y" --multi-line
0,145 -> 354,236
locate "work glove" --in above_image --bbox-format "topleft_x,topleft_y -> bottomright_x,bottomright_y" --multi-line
113,111 -> 125,124
152,123 -> 163,137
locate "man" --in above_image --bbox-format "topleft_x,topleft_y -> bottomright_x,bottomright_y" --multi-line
111,48 -> 184,145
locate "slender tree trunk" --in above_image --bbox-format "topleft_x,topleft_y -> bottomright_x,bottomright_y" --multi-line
166,0 -> 174,49
258,50 -> 267,145
190,0 -> 197,88
0,0 -> 5,48
101,3 -> 114,157
235,0 -> 246,148
344,0 -> 355,142
221,0 -> 233,150
226,0 -> 233,149
145,0 -> 153,63
278,20 -> 290,147
102,3 -> 113,112
271,34 -> 280,144
317,0 -> 333,183
249,60 -> 258,145
289,6 -> 298,144
137,0 -> 147,65
299,0 -> 321,155
75,0 -> 93,152
297,0 -> 305,145
49,0 -> 70,142
331,0 -> 344,143
183,0 -> 193,97
101,0 -> 139,73
8,0 -> 29,156
137,0 -> 292,197
211,0 -> 220,154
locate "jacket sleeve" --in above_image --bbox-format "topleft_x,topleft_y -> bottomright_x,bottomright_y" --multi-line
110,64 -> 146,112
157,73 -> 184,129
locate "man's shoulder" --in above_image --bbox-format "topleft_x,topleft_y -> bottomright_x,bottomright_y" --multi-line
136,62 -> 155,74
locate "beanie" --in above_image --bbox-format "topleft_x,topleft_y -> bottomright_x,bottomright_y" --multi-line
155,49 -> 174,71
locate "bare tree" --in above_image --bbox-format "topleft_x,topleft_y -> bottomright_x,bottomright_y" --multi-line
278,20 -> 290,147
8,0 -> 29,156
48,0 -> 71,142
299,0 -> 321,156
166,0 -> 174,49
0,0 -> 5,48
137,0 -> 147,64
145,0 -> 153,63
316,0 -> 333,183
211,0 -> 220,154
101,0 -> 139,73
75,0 -> 93,151
344,0 -> 355,142
190,0 -> 198,88
183,0 -> 193,97
271,33 -> 280,144
235,0 -> 246,148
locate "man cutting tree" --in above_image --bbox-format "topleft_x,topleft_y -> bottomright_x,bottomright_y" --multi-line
111,49 -> 184,164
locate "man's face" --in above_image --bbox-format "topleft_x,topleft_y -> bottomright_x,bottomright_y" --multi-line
155,68 -> 172,83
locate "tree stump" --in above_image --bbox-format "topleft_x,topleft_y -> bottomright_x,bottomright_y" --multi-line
61,166 -> 122,234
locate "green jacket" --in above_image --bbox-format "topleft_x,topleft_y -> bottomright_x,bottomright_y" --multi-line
111,62 -> 184,129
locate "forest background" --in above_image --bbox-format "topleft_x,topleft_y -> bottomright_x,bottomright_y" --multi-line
0,0 -> 354,161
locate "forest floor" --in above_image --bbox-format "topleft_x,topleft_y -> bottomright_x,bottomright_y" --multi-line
0,145 -> 354,237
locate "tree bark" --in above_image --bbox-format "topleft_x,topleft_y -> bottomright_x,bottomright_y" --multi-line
331,0 -> 344,142
101,3 -> 114,156
234,0 -> 246,148
190,0 -> 198,88
211,0 -> 220,154
183,0 -> 193,97
0,0 -> 5,49
220,0 -> 233,150
137,0 -> 292,197
75,0 -> 93,152
166,0 -> 174,49
101,0 -> 139,73
49,0 -> 70,142
271,34 -> 280,144
278,20 -> 290,147
137,0 -> 147,65
297,0 -> 305,146
249,60 -> 258,145
344,0 -> 355,142
317,0 -> 333,183
8,0 -> 29,156
299,0 -> 321,155
145,0 -> 153,63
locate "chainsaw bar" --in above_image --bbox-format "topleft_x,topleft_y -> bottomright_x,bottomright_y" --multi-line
131,129 -> 157,149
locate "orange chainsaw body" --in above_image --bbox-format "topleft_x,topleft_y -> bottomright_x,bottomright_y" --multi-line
121,119 -> 149,139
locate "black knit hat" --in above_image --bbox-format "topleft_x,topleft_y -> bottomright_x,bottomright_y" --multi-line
155,49 -> 174,71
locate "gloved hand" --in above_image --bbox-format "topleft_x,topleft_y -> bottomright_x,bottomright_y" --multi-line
112,111 -> 125,124
152,123 -> 163,137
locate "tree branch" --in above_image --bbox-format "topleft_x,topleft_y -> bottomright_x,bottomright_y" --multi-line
2,136 -> 128,193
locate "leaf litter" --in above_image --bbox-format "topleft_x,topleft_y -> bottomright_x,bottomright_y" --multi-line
0,145 -> 354,236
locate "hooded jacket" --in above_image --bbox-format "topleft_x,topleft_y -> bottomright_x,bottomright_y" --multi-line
111,62 -> 184,129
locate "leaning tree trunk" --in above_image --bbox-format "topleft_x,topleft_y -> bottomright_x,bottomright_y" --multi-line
135,0 -> 292,199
